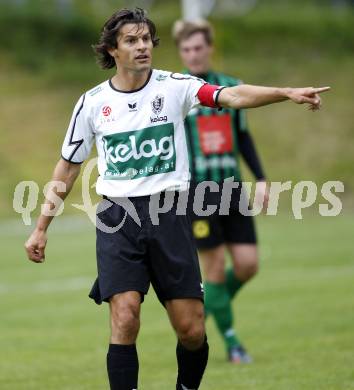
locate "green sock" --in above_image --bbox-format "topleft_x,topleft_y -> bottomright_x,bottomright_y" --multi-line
204,282 -> 241,349
225,267 -> 244,299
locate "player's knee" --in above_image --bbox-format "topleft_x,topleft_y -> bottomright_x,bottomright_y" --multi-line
176,314 -> 205,349
178,323 -> 205,349
110,299 -> 140,341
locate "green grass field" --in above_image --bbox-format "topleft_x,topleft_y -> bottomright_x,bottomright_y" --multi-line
1,214 -> 353,389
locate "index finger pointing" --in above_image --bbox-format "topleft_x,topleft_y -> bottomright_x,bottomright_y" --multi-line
313,87 -> 331,94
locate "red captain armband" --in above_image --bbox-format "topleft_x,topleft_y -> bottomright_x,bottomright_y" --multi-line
197,84 -> 227,108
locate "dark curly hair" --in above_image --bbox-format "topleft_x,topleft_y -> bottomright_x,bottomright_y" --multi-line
93,8 -> 160,69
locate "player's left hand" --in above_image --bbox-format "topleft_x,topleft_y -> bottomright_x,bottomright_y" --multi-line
287,86 -> 330,111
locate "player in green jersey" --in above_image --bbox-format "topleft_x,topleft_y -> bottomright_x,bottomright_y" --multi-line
173,20 -> 269,363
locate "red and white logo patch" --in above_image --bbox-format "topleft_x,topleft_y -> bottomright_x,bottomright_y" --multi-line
102,106 -> 112,117
197,114 -> 234,155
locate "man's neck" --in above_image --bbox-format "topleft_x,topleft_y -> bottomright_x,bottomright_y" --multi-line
111,68 -> 152,92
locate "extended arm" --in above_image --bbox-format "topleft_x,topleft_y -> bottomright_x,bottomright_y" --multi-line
24,158 -> 81,263
217,84 -> 330,111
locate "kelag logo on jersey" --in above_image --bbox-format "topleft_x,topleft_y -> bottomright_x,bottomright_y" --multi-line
103,123 -> 176,180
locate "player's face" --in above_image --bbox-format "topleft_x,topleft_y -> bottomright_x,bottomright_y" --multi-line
178,32 -> 212,75
110,23 -> 153,72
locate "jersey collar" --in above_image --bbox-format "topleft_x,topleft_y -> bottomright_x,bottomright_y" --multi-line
109,69 -> 153,93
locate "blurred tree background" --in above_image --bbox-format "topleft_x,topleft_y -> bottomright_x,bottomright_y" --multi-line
0,0 -> 353,218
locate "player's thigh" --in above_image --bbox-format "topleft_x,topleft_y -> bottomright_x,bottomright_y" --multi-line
188,213 -> 227,283
199,244 -> 227,283
221,205 -> 258,278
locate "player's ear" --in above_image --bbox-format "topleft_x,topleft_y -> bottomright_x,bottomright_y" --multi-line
108,47 -> 118,59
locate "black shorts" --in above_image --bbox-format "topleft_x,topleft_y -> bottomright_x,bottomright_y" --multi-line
89,192 -> 203,305
187,181 -> 257,250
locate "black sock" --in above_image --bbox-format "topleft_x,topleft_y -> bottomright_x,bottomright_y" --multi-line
176,336 -> 209,390
107,344 -> 139,390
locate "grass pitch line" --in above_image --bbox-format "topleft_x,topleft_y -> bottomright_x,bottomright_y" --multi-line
0,216 -> 93,236
0,276 -> 93,295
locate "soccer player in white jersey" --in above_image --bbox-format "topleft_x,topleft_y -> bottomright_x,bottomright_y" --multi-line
24,8 -> 329,390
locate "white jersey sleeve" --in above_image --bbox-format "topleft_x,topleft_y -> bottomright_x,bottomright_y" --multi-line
61,94 -> 94,163
169,73 -> 206,118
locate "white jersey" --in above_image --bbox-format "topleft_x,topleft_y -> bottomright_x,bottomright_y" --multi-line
61,69 -> 206,197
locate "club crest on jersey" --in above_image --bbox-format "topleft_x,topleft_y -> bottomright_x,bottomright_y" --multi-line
151,94 -> 164,115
